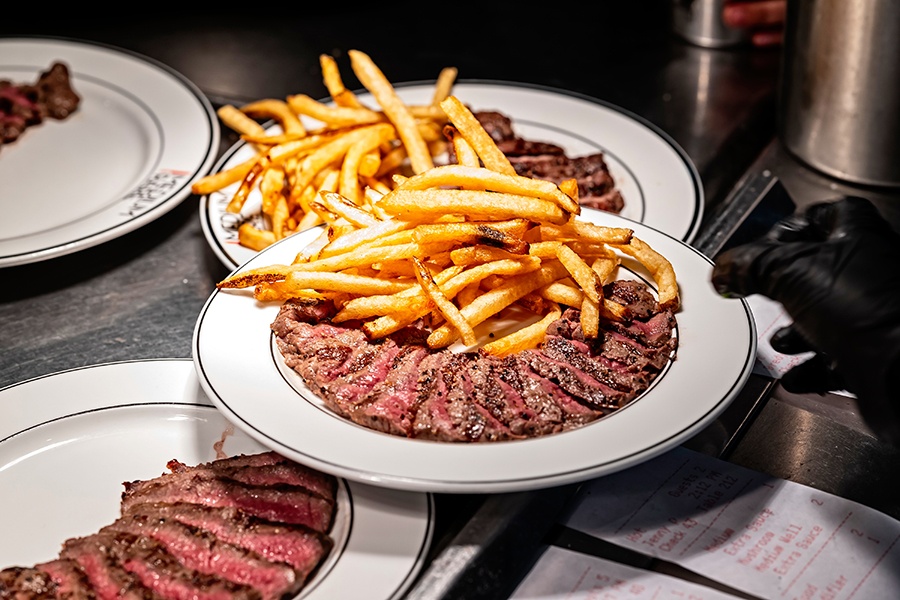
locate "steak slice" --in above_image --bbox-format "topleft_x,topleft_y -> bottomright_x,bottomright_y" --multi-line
413,352 -> 522,442
465,354 -> 541,436
32,559 -> 94,600
122,502 -> 332,581
0,567 -> 57,600
164,453 -> 336,502
59,532 -> 161,600
347,345 -> 431,436
111,533 -> 260,600
518,349 -> 620,412
120,473 -> 335,533
102,515 -> 301,600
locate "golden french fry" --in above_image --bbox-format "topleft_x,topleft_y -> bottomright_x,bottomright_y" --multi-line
286,94 -> 384,127
233,223 -> 275,252
580,295 -> 600,339
241,99 -> 306,136
379,189 -> 569,224
349,50 -> 434,174
540,219 -> 634,245
426,261 -> 568,348
319,191 -> 380,227
413,258 -> 477,347
412,220 -> 530,254
555,244 -> 602,304
432,67 -> 458,105
217,104 -> 268,144
439,96 -> 516,176
611,236 -> 680,311
445,124 -> 481,168
393,164 -> 579,215
191,159 -> 256,195
480,303 -> 562,357
320,54 -> 364,108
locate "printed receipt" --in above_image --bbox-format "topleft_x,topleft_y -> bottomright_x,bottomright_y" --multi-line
523,446 -> 900,599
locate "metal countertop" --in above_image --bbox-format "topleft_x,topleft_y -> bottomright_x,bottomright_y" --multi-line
3,7 -> 898,598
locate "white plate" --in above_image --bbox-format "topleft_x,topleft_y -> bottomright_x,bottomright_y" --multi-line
200,81 -> 703,270
0,38 -> 220,267
193,208 -> 755,494
0,359 -> 434,600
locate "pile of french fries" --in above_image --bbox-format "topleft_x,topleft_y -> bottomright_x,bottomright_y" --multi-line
191,49 -> 458,251
213,53 -> 680,357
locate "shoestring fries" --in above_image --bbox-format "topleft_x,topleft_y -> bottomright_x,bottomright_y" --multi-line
192,49 -> 457,248
216,92 -> 680,355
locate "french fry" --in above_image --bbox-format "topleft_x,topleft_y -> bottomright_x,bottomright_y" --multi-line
241,99 -> 306,136
349,49 -> 434,175
378,189 -> 569,224
432,66 -> 458,105
413,258 -> 477,347
611,237 -> 680,311
320,54 -> 364,108
480,303 -> 562,357
426,261 -> 569,348
393,164 -> 579,215
439,96 -> 516,176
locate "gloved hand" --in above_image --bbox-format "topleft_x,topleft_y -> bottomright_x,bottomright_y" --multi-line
711,196 -> 900,444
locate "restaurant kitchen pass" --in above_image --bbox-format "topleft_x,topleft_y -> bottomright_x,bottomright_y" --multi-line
540,446 -> 900,599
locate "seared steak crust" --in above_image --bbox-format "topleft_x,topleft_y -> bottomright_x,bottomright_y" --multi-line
1,453 -> 337,600
272,280 -> 676,443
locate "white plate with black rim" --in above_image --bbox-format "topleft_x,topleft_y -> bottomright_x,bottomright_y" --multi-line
0,37 -> 220,267
192,208 -> 755,494
0,359 -> 434,600
200,81 -> 704,271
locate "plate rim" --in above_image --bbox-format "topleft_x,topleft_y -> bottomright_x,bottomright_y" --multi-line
0,358 -> 435,600
193,208 -> 756,494
0,36 -> 221,267
199,79 -> 704,270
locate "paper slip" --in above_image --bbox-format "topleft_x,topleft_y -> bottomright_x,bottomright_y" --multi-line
511,546 -> 747,599
558,446 -> 900,600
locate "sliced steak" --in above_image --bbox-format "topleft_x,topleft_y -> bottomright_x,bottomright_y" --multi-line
347,345 -> 431,436
32,559 -> 94,600
111,533 -> 260,600
164,453 -> 336,502
412,352 -> 522,442
122,502 -> 332,581
0,567 -> 57,600
121,473 -> 335,533
102,516 -> 301,600
59,532 -> 161,600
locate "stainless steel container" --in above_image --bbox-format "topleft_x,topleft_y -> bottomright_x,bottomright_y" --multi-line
779,0 -> 900,187
672,0 -> 750,48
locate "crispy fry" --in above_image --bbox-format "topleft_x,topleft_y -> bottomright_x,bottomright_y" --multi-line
426,261 -> 568,348
349,49 -> 434,174
379,189 -> 569,224
439,96 -> 516,176
612,237 -> 680,310
393,164 -> 579,215
320,54 -> 364,108
413,258 -> 476,346
241,99 -> 306,136
480,303 -> 562,357
432,67 -> 458,105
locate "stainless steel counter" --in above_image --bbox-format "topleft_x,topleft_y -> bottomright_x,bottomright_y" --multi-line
3,7 -> 898,599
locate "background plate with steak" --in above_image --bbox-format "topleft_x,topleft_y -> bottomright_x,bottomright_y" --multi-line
0,360 -> 434,600
192,208 -> 755,494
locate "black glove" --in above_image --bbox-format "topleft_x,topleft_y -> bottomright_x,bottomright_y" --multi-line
711,196 -> 900,444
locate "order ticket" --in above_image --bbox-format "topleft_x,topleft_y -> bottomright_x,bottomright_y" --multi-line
554,446 -> 900,599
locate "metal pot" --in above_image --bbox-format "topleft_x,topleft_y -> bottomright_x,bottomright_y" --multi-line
778,0 -> 900,187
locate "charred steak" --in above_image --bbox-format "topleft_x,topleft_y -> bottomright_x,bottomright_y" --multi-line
469,110 -> 625,214
0,452 -> 337,600
273,279 -> 676,443
1,62 -> 80,150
